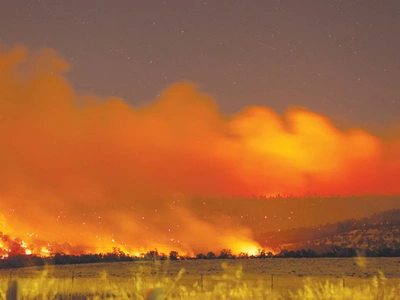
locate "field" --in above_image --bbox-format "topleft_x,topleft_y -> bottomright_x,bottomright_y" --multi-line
0,258 -> 399,299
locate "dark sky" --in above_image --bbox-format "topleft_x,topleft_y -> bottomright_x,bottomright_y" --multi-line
1,0 -> 399,126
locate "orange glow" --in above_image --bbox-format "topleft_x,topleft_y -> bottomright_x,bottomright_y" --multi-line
0,46 -> 399,257
230,242 -> 264,257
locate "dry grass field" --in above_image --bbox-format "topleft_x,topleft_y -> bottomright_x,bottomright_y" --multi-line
0,258 -> 399,299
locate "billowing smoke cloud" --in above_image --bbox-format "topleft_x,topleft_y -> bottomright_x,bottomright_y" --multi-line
0,46 -> 399,256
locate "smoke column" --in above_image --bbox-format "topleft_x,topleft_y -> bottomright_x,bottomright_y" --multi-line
0,46 -> 399,256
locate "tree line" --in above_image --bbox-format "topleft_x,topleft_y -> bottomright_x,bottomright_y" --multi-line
0,245 -> 399,269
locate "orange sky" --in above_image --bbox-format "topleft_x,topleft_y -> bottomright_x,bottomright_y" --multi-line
0,46 -> 399,256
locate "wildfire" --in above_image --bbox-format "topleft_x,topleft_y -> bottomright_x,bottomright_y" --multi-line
233,243 -> 262,257
0,46 -> 399,257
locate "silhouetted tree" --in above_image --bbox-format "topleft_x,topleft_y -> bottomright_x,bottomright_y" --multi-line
278,249 -> 288,257
169,251 -> 179,260
206,251 -> 216,259
159,253 -> 168,260
144,249 -> 159,261
219,249 -> 234,259
257,249 -> 266,258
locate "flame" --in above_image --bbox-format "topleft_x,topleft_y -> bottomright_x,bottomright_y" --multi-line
231,242 -> 262,257
0,46 -> 399,256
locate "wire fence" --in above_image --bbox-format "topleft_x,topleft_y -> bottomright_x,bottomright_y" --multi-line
2,266 -> 399,294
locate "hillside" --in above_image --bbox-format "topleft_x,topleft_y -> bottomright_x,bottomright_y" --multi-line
188,194 -> 400,235
257,209 -> 400,254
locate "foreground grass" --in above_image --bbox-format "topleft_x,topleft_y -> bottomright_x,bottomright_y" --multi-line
0,261 -> 399,299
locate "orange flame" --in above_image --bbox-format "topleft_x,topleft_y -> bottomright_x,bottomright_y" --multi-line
0,46 -> 399,256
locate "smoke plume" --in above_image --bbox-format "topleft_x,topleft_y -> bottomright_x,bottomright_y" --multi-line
0,46 -> 399,256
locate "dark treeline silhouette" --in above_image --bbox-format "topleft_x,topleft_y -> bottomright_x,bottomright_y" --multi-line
0,208 -> 397,269
0,245 -> 399,269
276,247 -> 400,258
0,254 -> 48,269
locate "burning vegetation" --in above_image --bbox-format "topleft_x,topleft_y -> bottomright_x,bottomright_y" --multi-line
0,46 -> 399,258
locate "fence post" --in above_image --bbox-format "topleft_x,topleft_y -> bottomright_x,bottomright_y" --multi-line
9,269 -> 12,287
342,277 -> 345,289
71,266 -> 75,285
134,272 -> 138,293
6,280 -> 19,300
271,274 -> 274,290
